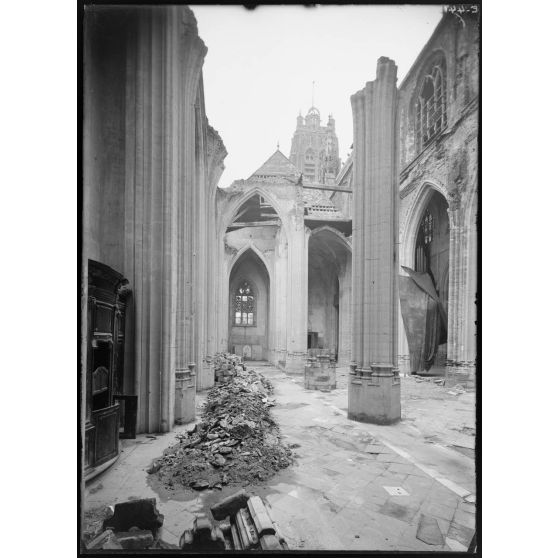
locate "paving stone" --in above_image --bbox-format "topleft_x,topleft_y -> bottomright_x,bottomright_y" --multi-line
378,500 -> 419,524
416,514 -> 444,545
457,501 -> 476,514
387,462 -> 417,475
447,522 -> 475,548
383,486 -> 409,496
445,536 -> 468,551
365,443 -> 391,454
452,508 -> 476,529
420,501 -> 456,521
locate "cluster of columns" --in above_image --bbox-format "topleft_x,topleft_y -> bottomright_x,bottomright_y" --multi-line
349,57 -> 401,424
83,6 -> 226,434
446,194 -> 477,381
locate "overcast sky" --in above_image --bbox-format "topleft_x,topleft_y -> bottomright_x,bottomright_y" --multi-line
192,4 -> 444,188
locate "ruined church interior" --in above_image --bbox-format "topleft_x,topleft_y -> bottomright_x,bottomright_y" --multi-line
81,4 -> 478,553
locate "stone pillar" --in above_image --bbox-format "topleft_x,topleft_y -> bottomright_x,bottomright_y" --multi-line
348,58 -> 401,424
203,126 -> 227,386
175,363 -> 197,424
446,201 -> 476,385
272,225 -> 288,367
284,213 -> 309,374
122,7 -> 207,433
337,262 -> 352,366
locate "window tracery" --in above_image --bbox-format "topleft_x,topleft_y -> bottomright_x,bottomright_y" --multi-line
415,56 -> 447,152
234,280 -> 255,326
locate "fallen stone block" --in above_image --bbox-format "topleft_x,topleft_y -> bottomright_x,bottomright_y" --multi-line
416,514 -> 444,545
210,489 -> 249,520
260,534 -> 282,550
193,515 -> 213,541
147,460 -> 162,474
247,496 -> 276,537
230,522 -> 243,550
180,515 -> 226,551
185,422 -> 197,434
179,528 -> 194,547
190,479 -> 210,490
235,508 -> 259,549
102,498 -> 164,537
86,529 -> 123,550
114,529 -> 154,549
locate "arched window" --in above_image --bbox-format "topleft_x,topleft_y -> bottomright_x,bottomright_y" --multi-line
304,148 -> 316,181
234,280 -> 255,325
415,56 -> 447,152
415,208 -> 433,274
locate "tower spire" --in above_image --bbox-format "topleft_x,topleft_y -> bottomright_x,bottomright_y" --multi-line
312,80 -> 315,107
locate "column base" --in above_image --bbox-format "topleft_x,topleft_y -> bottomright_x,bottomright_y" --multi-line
304,356 -> 336,390
348,365 -> 401,425
174,369 -> 196,425
284,351 -> 307,375
446,361 -> 476,389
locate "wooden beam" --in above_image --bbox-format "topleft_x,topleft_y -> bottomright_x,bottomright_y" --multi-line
302,184 -> 353,193
228,220 -> 280,228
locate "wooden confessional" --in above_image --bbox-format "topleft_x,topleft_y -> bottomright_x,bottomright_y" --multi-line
84,260 -> 134,480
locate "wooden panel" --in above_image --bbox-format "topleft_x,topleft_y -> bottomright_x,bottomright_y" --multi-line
84,423 -> 95,468
92,404 -> 119,465
94,304 -> 113,334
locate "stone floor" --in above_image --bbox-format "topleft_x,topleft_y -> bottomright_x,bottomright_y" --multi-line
84,363 -> 476,551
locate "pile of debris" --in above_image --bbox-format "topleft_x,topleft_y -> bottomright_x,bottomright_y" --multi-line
150,364 -> 294,491
84,499 -> 178,550
214,352 -> 244,384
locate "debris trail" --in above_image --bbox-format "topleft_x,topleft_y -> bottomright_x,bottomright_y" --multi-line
151,356 -> 294,491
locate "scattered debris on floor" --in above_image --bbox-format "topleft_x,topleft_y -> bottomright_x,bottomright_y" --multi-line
214,352 -> 244,384
150,354 -> 294,491
85,498 -> 178,550
179,490 -> 289,550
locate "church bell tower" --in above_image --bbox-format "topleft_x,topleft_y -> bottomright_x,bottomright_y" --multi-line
289,106 -> 341,185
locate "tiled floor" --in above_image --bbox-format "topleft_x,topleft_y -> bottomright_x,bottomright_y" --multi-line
83,363 -> 476,551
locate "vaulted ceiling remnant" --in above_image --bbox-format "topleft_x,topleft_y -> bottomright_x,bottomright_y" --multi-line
227,194 -> 280,232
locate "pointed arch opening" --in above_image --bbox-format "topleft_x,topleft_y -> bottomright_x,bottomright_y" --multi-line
228,248 -> 270,361
400,189 -> 449,375
307,227 -> 352,364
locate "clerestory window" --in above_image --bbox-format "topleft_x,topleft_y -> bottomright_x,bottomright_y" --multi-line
234,280 -> 255,325
415,57 -> 447,153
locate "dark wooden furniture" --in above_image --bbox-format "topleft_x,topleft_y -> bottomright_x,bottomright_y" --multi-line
84,260 -> 131,478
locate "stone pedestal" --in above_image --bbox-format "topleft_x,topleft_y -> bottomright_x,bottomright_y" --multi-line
304,355 -> 336,390
446,360 -> 476,389
284,352 -> 307,375
174,363 -> 196,425
348,364 -> 400,424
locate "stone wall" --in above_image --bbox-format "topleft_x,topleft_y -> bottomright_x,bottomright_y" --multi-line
396,12 -> 478,378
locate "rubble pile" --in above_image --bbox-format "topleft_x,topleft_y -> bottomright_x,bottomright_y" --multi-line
151,363 -> 294,491
214,352 -> 244,384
